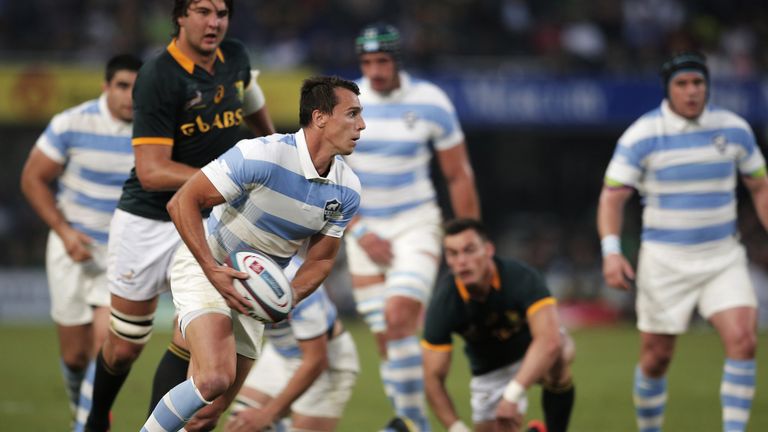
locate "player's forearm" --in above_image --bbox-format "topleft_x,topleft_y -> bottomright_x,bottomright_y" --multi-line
597,187 -> 629,238
136,159 -> 199,191
747,178 -> 768,232
425,377 -> 461,428
167,191 -> 217,270
513,333 -> 561,389
243,108 -> 275,137
20,177 -> 72,236
264,355 -> 327,419
291,259 -> 334,302
447,173 -> 480,219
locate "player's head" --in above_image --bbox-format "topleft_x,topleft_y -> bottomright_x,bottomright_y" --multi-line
356,22 -> 401,94
172,0 -> 232,54
660,51 -> 708,119
443,218 -> 495,289
299,76 -> 365,156
103,54 -> 142,123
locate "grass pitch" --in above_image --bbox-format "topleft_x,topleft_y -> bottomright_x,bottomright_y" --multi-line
2,320 -> 766,431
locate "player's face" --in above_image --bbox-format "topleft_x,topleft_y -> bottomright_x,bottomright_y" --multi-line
444,229 -> 495,288
359,52 -> 400,94
667,71 -> 707,119
324,88 -> 365,156
103,69 -> 138,123
178,0 -> 229,56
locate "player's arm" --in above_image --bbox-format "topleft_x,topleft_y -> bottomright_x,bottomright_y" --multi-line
242,70 -> 275,138
347,214 -> 393,266
597,184 -> 636,290
20,147 -> 93,262
291,234 -> 341,303
423,345 -> 468,431
436,142 -> 480,219
256,335 -> 330,427
133,144 -> 199,191
496,303 -> 562,429
166,171 -> 251,314
742,172 -> 768,231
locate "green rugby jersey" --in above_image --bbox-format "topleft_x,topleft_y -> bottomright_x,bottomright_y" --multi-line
422,257 -> 555,376
118,38 -> 253,220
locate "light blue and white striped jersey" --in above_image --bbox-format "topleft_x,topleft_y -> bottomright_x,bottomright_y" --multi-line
265,258 -> 337,358
202,130 -> 361,267
345,72 -> 464,218
605,100 -> 766,247
34,94 -> 134,244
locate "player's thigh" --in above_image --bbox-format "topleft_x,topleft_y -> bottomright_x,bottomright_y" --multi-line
699,244 -> 757,320
171,244 -> 263,360
292,369 -> 358,419
635,245 -> 706,335
470,362 -> 526,423
386,219 -> 443,303
107,209 -> 180,301
46,230 -> 107,326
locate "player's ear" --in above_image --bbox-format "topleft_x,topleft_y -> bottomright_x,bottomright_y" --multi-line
312,110 -> 327,128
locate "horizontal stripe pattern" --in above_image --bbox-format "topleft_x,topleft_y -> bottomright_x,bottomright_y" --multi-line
346,72 -> 463,218
605,101 -> 765,247
202,132 -> 360,264
35,95 -> 132,244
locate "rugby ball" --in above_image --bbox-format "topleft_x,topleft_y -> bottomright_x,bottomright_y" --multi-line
225,249 -> 293,323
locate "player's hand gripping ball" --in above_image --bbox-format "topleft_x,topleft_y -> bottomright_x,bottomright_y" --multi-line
225,249 -> 293,323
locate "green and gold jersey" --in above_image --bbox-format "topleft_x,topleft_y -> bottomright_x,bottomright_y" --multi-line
422,257 -> 555,376
118,38 -> 253,220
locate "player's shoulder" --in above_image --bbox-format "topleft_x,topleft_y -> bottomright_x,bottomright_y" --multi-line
50,98 -> 101,129
496,257 -> 547,290
705,106 -> 752,131
332,156 -> 362,192
404,74 -> 454,106
219,38 -> 250,65
235,133 -> 294,158
618,106 -> 664,146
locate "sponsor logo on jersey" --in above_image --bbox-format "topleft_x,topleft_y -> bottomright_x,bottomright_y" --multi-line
323,199 -> 343,221
214,85 -> 225,104
179,108 -> 244,136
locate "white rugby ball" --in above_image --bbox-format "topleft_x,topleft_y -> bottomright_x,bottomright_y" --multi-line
225,250 -> 293,323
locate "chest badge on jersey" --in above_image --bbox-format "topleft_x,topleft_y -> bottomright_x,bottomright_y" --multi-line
403,111 -> 418,129
712,134 -> 727,154
214,85 -> 225,104
184,90 -> 205,110
323,199 -> 343,221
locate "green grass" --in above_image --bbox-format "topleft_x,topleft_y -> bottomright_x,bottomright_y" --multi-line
2,320 -> 767,431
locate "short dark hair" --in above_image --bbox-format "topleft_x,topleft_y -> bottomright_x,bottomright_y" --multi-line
299,76 -> 360,127
105,54 -> 142,83
443,218 -> 490,242
172,0 -> 234,37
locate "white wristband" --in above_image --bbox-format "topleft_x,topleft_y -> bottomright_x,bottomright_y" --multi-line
349,223 -> 369,240
601,234 -> 621,257
448,420 -> 471,432
502,380 -> 525,403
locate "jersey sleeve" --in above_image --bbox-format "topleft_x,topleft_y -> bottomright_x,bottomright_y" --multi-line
131,63 -> 177,147
34,113 -> 69,164
603,122 -> 649,188
421,277 -> 456,351
514,265 -> 556,318
732,119 -> 766,177
428,86 -> 465,152
201,138 -> 267,203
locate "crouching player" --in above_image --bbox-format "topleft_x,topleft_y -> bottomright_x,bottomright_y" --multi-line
226,258 -> 360,432
422,219 -> 575,432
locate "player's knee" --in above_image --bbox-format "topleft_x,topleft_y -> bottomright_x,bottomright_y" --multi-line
725,327 -> 757,358
641,345 -> 674,376
384,296 -> 421,338
61,350 -> 90,371
193,370 -> 234,402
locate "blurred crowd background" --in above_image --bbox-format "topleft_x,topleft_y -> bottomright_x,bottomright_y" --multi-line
1,0 -> 768,327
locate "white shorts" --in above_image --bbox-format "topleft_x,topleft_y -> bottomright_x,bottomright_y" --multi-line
46,230 -> 110,326
469,361 -> 527,423
106,209 -> 181,301
170,243 -> 264,359
636,239 -> 757,334
344,203 -> 443,303
243,333 -> 359,418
